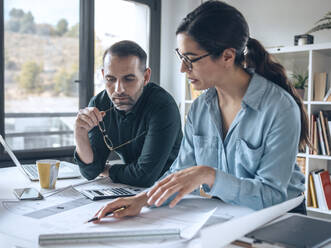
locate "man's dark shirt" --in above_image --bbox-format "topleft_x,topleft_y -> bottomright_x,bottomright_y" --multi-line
74,83 -> 183,187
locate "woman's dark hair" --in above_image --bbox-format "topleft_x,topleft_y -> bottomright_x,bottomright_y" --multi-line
176,0 -> 309,150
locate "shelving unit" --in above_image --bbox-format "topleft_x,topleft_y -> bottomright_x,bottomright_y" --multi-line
268,42 -> 331,215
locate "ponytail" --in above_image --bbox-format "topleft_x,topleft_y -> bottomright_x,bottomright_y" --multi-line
245,38 -> 310,150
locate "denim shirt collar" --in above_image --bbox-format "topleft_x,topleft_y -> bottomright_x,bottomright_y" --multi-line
242,73 -> 268,111
204,72 -> 268,112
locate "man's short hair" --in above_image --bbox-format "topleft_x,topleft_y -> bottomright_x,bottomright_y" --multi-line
103,40 -> 147,72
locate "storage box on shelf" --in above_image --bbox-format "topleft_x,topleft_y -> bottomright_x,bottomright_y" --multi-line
268,43 -> 331,214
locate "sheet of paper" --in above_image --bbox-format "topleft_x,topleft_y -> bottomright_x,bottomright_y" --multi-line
0,180 -> 254,247
41,196 -> 218,239
201,195 -> 304,247
1,186 -> 235,247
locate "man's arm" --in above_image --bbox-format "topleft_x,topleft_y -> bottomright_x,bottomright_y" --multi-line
108,103 -> 182,187
74,100 -> 110,180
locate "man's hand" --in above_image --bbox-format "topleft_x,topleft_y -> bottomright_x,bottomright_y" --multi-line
75,107 -> 105,135
146,166 -> 216,208
93,192 -> 148,223
74,107 -> 106,164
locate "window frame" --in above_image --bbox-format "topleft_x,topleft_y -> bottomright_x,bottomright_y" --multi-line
0,0 -> 161,165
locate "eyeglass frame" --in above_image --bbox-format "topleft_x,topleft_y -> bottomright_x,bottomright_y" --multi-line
97,106 -> 146,152
175,48 -> 210,71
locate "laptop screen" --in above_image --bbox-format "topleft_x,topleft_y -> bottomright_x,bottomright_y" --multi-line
0,135 -> 25,169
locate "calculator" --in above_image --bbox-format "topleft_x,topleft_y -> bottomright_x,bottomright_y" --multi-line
80,187 -> 142,201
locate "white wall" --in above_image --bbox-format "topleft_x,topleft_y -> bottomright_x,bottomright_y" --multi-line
226,0 -> 331,48
160,0 -> 201,106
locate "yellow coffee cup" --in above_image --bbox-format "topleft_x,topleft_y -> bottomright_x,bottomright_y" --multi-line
36,159 -> 60,189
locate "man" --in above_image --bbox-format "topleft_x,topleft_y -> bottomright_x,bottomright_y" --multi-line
74,40 -> 182,187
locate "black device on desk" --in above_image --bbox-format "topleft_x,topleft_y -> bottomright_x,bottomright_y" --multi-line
80,187 -> 142,201
246,214 -> 331,248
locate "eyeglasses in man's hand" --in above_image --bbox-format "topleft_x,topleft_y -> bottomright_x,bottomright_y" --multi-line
97,107 -> 146,152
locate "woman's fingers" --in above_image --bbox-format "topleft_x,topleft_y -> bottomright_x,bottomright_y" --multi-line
94,199 -> 126,221
147,175 -> 172,197
153,184 -> 182,207
92,194 -> 148,223
147,167 -> 208,208
147,177 -> 178,206
113,205 -> 139,218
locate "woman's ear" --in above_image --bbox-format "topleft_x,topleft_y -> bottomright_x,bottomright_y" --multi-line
222,48 -> 236,67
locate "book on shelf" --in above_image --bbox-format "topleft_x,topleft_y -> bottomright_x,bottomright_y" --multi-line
323,82 -> 331,102
313,116 -> 319,155
324,114 -> 331,155
308,173 -> 318,208
323,73 -> 330,101
323,110 -> 331,137
319,170 -> 331,210
319,111 -> 331,156
312,169 -> 328,210
316,116 -> 326,155
310,112 -> 331,156
313,72 -> 327,101
310,114 -> 315,154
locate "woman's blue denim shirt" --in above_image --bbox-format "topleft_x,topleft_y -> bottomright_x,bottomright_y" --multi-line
167,73 -> 305,210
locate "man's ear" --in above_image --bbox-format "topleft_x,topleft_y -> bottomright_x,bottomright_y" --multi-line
143,68 -> 152,85
101,68 -> 105,78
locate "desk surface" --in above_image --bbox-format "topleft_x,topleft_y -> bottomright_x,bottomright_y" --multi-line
0,166 -> 250,248
2,167 -> 321,248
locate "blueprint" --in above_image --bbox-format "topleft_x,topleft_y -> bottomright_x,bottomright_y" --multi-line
1,184 -> 251,247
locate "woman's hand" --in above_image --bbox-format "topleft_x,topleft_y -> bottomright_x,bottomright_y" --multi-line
147,166 -> 216,208
92,192 -> 148,223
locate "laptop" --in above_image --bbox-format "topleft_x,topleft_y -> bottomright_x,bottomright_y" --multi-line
0,135 -> 81,181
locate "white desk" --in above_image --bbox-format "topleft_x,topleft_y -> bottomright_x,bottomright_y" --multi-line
3,166 -> 313,248
0,166 -> 253,248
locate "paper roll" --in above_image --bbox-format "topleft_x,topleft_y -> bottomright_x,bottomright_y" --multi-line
201,195 -> 304,247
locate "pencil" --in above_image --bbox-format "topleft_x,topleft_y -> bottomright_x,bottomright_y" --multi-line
85,206 -> 126,223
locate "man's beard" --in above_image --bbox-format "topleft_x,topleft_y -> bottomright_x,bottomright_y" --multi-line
110,85 -> 144,112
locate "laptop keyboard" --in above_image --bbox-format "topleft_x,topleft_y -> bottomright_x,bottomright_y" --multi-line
24,164 -> 39,178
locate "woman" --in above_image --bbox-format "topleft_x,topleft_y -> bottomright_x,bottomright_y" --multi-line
93,0 -> 309,222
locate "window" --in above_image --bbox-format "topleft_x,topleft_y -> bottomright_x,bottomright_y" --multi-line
4,0 -> 79,150
94,0 -> 150,94
0,0 -> 160,164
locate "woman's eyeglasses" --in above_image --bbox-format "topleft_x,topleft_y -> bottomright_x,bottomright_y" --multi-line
97,107 -> 146,151
175,48 -> 210,71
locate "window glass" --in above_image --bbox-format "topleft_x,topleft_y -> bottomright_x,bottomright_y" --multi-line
4,0 -> 79,150
94,0 -> 150,94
